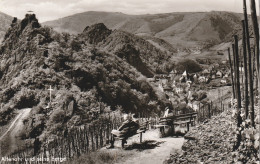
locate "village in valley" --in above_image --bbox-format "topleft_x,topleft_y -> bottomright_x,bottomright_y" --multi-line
150,59 -> 231,114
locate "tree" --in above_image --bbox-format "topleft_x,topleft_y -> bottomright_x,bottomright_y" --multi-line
175,59 -> 202,73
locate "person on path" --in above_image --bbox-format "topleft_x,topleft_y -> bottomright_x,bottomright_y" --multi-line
108,114 -> 139,148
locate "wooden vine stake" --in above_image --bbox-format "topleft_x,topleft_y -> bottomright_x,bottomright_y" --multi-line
234,35 -> 242,109
234,35 -> 243,150
258,0 -> 260,105
232,44 -> 237,99
228,47 -> 235,99
250,0 -> 260,82
243,0 -> 255,128
242,20 -> 249,118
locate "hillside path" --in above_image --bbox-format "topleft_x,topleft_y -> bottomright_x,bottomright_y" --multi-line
101,129 -> 185,164
0,108 -> 31,156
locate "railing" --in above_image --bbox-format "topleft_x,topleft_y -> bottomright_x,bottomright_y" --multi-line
4,100 -> 226,163
5,113 -> 159,163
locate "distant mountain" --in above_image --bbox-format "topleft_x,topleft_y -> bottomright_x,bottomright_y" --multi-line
0,12 -> 13,42
43,11 -> 242,48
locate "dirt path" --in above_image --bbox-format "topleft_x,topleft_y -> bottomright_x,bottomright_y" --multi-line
0,111 -> 23,140
101,129 -> 185,164
0,108 -> 31,156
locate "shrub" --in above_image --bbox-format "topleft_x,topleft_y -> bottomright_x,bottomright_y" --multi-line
0,70 -> 3,79
1,87 -> 18,103
49,109 -> 65,123
197,91 -> 207,101
14,88 -> 39,109
0,106 -> 15,125
71,39 -> 81,52
66,151 -> 118,164
175,59 -> 202,73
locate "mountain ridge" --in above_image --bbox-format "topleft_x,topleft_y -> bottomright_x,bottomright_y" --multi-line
43,11 -> 243,48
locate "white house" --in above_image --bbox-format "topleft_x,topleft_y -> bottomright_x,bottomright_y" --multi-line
186,81 -> 192,88
216,71 -> 223,78
161,79 -> 168,85
176,87 -> 184,94
221,79 -> 227,84
202,69 -> 210,75
172,80 -> 176,88
186,79 -> 192,84
182,70 -> 187,77
222,60 -> 227,64
224,74 -> 229,78
198,76 -> 208,83
188,91 -> 193,100
187,101 -> 200,111
158,83 -> 164,92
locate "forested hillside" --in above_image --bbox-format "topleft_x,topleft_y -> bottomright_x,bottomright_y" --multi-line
0,14 -> 170,155
77,23 -> 175,75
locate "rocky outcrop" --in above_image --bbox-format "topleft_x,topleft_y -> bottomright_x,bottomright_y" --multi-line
79,23 -> 158,76
20,14 -> 40,32
115,44 -> 153,77
98,30 -> 172,74
0,14 -> 52,57
81,23 -> 112,44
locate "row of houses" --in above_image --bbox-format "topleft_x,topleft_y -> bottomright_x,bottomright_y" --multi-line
153,57 -> 233,112
177,47 -> 202,55
158,81 -> 203,112
155,68 -> 230,86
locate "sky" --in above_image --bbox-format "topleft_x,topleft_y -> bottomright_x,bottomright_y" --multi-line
0,0 -> 259,22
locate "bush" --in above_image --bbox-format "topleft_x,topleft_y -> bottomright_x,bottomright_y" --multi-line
0,70 -> 3,79
49,109 -> 65,123
1,87 -> 18,103
197,91 -> 207,101
175,59 -> 202,73
0,106 -> 15,125
14,88 -> 39,109
66,151 -> 119,164
71,39 -> 81,52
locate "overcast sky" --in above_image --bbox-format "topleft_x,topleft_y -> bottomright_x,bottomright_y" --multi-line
0,0 -> 259,22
